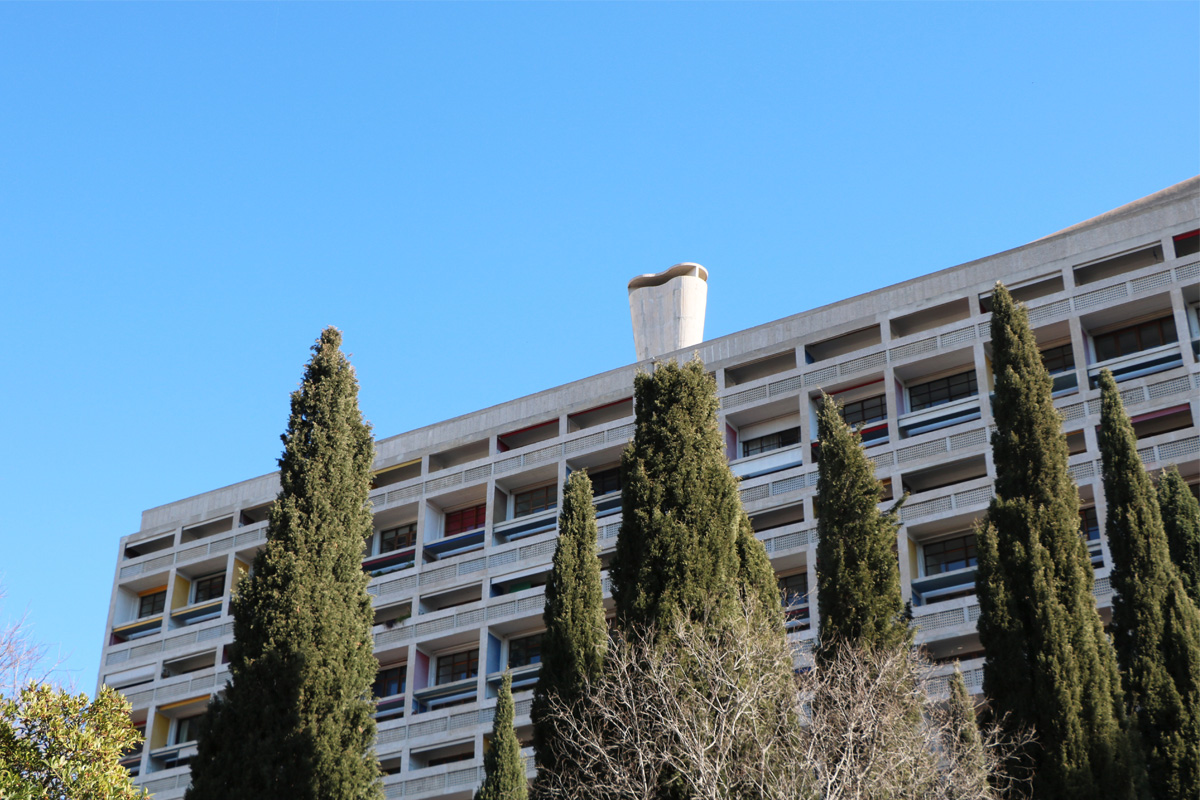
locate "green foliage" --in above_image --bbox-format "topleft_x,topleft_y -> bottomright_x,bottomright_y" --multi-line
1098,369 -> 1200,800
531,470 -> 607,794
0,684 -> 147,800
477,674 -> 529,800
946,667 -> 989,795
611,358 -> 779,635
186,327 -> 381,800
1158,466 -> 1200,606
976,284 -> 1139,799
813,394 -> 907,663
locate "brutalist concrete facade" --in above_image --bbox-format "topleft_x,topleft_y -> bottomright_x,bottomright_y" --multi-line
99,178 -> 1200,799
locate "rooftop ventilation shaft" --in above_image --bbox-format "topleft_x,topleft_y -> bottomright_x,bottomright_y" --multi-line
627,263 -> 709,362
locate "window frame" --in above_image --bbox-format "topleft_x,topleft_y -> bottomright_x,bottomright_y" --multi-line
588,466 -> 622,497
444,504 -> 487,537
513,484 -> 557,518
373,664 -> 406,699
435,648 -> 479,686
138,590 -> 166,619
172,713 -> 204,746
1091,315 -> 1179,362
191,572 -> 225,605
741,426 -> 801,458
921,532 -> 979,577
508,632 -> 544,669
380,522 -> 417,554
907,370 -> 978,413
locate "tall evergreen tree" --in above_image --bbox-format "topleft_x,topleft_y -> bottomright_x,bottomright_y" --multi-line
813,394 -> 907,664
477,674 -> 528,800
187,328 -> 381,800
531,469 -> 607,794
946,666 -> 990,796
611,358 -> 779,634
975,285 -> 1138,799
1157,466 -> 1200,606
1098,369 -> 1200,800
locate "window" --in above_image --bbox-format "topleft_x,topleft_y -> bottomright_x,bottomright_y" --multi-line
908,371 -> 978,412
841,394 -> 887,428
436,649 -> 479,685
1174,229 -> 1200,258
742,427 -> 801,458
923,533 -> 978,576
1040,344 -> 1075,375
589,467 -> 621,497
1093,317 -> 1178,362
1079,507 -> 1100,543
138,591 -> 166,619
172,714 -> 203,745
778,572 -> 808,607
373,665 -> 406,698
380,523 -> 416,553
192,573 -> 225,604
444,504 -> 486,537
514,485 -> 556,518
509,633 -> 543,669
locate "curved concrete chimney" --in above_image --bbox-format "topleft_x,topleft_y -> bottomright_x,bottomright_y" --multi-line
628,263 -> 708,362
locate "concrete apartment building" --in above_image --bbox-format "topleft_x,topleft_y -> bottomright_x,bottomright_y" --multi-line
99,178 -> 1200,799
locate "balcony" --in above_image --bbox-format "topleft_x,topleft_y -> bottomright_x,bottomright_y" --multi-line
423,527 -> 485,560
486,661 -> 542,692
1087,342 -> 1183,387
413,677 -> 478,714
897,395 -> 981,439
911,566 -> 977,607
169,599 -> 223,627
363,548 -> 415,577
730,443 -> 804,479
110,616 -> 162,645
375,693 -> 407,722
493,506 -> 557,544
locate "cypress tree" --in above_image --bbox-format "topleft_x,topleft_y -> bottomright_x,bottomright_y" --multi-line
975,284 -> 1138,799
611,358 -> 779,634
531,469 -> 607,793
477,673 -> 528,800
187,328 -> 381,800
813,394 -> 907,664
947,666 -> 990,795
1098,369 -> 1200,800
1157,466 -> 1200,606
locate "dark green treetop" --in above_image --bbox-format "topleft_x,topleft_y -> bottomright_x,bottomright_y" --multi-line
1157,465 -> 1200,606
477,673 -> 529,800
186,327 -> 381,800
531,469 -> 607,793
611,358 -> 779,635
813,394 -> 907,663
975,285 -> 1138,799
1098,369 -> 1200,800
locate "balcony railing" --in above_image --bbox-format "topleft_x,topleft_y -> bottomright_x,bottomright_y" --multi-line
730,443 -> 804,479
1087,342 -> 1183,387
493,507 -> 557,543
897,395 -> 981,439
169,599 -> 223,626
911,566 -> 977,607
423,527 -> 485,560
363,548 -> 415,577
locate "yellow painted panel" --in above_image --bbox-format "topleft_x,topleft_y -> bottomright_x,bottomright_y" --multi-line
158,695 -> 208,712
151,712 -> 169,750
172,574 -> 191,610
112,617 -> 160,633
373,458 -> 420,476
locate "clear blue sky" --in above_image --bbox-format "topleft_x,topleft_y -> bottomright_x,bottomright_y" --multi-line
1,2 -> 1196,692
